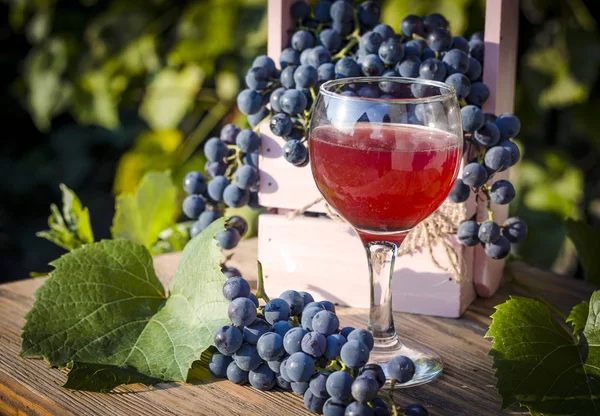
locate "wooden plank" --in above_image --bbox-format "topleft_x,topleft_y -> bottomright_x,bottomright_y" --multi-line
0,239 -> 595,416
474,0 -> 520,297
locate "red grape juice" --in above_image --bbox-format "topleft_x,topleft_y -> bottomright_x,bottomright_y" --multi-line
310,123 -> 461,245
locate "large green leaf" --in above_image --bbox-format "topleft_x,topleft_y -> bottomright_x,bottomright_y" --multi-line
36,184 -> 94,251
566,219 -> 600,284
486,293 -> 600,415
111,170 -> 178,250
140,65 -> 204,130
22,219 -> 229,386
567,300 -> 590,334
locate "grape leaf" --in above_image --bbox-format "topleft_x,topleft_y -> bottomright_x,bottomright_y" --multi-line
63,362 -> 158,393
486,293 -> 600,415
111,170 -> 178,251
36,183 -> 94,251
566,218 -> 600,284
567,300 -> 590,334
22,219 -> 229,388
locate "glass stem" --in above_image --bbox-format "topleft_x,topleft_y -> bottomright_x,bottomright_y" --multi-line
365,241 -> 399,343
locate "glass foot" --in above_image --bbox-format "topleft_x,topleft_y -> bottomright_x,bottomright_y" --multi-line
368,335 -> 443,388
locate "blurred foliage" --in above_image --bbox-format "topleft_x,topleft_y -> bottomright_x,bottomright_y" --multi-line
1,0 -> 599,281
565,218 -> 600,284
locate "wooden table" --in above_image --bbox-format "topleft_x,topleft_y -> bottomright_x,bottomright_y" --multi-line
0,239 -> 596,416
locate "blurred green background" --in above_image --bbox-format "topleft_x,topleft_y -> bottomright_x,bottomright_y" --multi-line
0,0 -> 598,282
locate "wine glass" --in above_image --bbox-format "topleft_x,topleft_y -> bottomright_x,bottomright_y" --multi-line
308,77 -> 463,386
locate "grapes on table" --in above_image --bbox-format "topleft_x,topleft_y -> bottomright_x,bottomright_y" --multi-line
209,262 -> 424,415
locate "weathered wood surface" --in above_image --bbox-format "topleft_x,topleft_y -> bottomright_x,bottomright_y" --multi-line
0,238 -> 596,416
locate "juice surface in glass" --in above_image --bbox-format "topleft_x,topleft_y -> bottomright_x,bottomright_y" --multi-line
310,123 -> 461,239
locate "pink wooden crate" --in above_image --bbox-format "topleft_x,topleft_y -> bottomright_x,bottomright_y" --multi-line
257,0 -> 519,317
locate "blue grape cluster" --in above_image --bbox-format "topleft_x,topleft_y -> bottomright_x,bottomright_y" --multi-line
449,111 -> 527,259
182,166 -> 254,250
209,271 -> 427,415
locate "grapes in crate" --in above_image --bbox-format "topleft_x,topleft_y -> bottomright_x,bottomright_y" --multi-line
209,266 -> 428,415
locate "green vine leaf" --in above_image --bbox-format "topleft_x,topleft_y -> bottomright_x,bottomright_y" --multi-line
486,293 -> 600,415
111,170 -> 178,251
567,300 -> 590,334
566,218 -> 600,284
36,183 -> 94,251
22,219 -> 229,390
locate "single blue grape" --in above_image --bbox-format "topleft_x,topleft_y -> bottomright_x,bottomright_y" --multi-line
466,82 -> 489,107
300,291 -> 314,305
474,122 -> 501,147
314,1 -> 333,22
373,23 -> 394,40
332,19 -> 354,36
330,0 -> 353,22
228,297 -> 257,327
243,318 -> 271,345
357,1 -> 380,27
280,356 -> 291,381
466,57 -> 482,81
233,343 -> 262,372
320,300 -> 335,313
357,84 -> 380,98
277,374 -> 292,390
279,290 -> 305,316
217,228 -> 241,250
308,46 -> 332,68
388,355 -> 415,383
270,87 -> 286,113
499,139 -> 520,167
340,340 -> 370,368
213,325 -> 244,356
325,334 -> 346,360
249,363 -> 276,391
312,310 -> 339,336
304,388 -> 327,413
405,403 -> 429,416
461,105 -> 484,132
222,276 -> 251,301
318,62 -> 336,83
484,146 -> 510,172
291,0 -> 310,20
404,39 -> 423,58
247,106 -> 269,128
345,401 -> 375,416
291,381 -> 310,395
495,113 -> 521,140
223,184 -> 249,208
286,351 -> 316,382
326,370 -> 353,401
183,171 -> 207,195
301,306 -> 324,331
282,139 -> 308,166
323,398 -> 348,416
227,361 -> 248,384
419,58 -> 446,81
264,298 -> 291,324
280,89 -> 308,115
443,49 -> 469,75
478,220 -> 501,244
490,179 -> 515,204
205,160 -> 227,178
309,370 -> 331,398
280,65 -> 297,89
236,129 -> 261,154
291,30 -> 315,51
304,301 -> 325,311
360,31 -> 383,54
234,165 -> 259,190
197,209 -> 222,231
378,37 -> 404,65
469,39 -> 484,62
448,178 -> 470,203
300,48 -> 312,66
351,375 -> 380,403
294,64 -> 318,88
339,327 -> 355,338
227,215 -> 248,237
335,56 -> 361,78
248,292 -> 259,308
204,137 -> 228,162
252,55 -> 276,77
427,28 -> 452,52
272,320 -> 293,338
424,13 -> 448,31
347,329 -> 374,350
284,327 -> 308,355
280,47 -> 300,68
182,195 -> 206,219
457,220 -> 480,246
319,28 -> 342,52
360,54 -> 385,76
396,56 -> 421,78
257,332 -> 285,361
237,89 -> 262,115
220,124 -> 241,145
502,217 -> 527,243
358,364 -> 386,388
301,331 -> 327,357
400,14 -> 425,37
445,73 -> 471,100
485,235 -> 511,259
378,70 -> 400,94
208,353 -> 232,378
451,36 -> 469,53
462,162 -> 488,187
245,66 -> 269,90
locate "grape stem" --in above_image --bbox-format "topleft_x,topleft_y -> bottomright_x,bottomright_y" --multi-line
255,260 -> 270,303
481,185 -> 494,221
387,378 -> 400,415
332,35 -> 360,60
